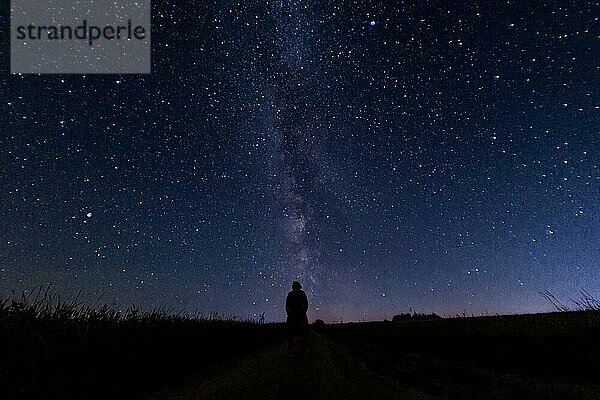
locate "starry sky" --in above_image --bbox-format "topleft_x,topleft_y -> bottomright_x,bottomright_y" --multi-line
1,1 -> 598,322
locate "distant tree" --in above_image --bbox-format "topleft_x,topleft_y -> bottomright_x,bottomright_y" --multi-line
392,312 -> 441,322
312,319 -> 325,330
392,313 -> 411,322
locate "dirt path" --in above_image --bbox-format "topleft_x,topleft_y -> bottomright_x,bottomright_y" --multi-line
150,332 -> 443,400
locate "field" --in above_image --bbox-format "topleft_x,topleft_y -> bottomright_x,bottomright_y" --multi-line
2,288 -> 600,399
319,311 -> 600,399
0,289 -> 284,400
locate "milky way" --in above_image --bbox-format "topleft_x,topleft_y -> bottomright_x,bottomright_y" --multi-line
270,0 -> 332,303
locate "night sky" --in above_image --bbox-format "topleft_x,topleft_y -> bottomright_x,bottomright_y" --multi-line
1,1 -> 598,322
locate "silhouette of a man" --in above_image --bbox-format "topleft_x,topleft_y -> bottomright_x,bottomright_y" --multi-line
286,281 -> 309,356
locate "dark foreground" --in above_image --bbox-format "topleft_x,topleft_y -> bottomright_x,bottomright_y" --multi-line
318,311 -> 600,399
156,311 -> 600,400
152,331 -> 433,400
0,293 -> 284,400
3,304 -> 600,399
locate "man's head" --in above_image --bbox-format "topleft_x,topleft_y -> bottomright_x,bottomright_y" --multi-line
292,281 -> 302,290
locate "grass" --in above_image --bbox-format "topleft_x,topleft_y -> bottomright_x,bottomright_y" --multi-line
540,289 -> 600,312
0,286 -> 285,400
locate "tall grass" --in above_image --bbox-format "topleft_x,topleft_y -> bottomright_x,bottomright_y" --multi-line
0,284 -> 255,323
0,285 -> 284,400
539,289 -> 600,312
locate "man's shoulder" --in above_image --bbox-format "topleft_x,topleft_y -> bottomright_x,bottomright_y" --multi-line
287,290 -> 306,298
288,289 -> 307,295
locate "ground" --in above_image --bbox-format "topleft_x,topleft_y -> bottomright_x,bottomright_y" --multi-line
149,315 -> 600,400
150,331 -> 438,400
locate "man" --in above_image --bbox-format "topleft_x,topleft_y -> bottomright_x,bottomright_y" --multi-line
285,281 -> 309,357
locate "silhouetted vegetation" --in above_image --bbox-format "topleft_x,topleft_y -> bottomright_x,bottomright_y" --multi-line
312,319 -> 325,331
391,312 -> 441,322
0,286 -> 284,400
322,311 -> 600,399
540,289 -> 600,312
